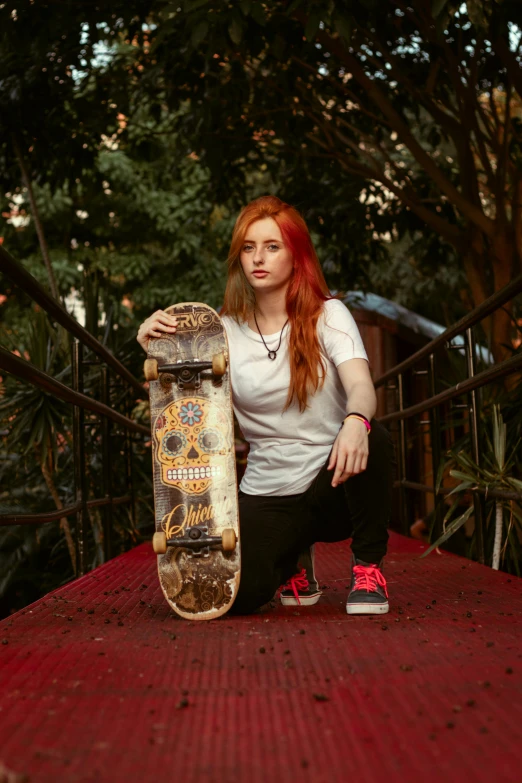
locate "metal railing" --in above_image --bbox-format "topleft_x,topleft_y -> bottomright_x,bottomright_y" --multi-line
2,244 -> 521,573
374,274 -> 522,565
0,246 -> 149,576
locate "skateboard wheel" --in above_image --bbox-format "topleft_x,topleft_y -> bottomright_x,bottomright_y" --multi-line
144,359 -> 159,381
212,353 -> 227,377
221,528 -> 236,552
152,531 -> 167,554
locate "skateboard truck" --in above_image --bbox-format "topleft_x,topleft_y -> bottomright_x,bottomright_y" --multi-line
144,355 -> 226,389
152,526 -> 237,556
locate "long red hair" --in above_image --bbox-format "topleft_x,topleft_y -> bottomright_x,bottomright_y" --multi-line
221,195 -> 332,411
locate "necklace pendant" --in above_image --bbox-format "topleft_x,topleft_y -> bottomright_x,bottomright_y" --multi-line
268,350 -> 277,360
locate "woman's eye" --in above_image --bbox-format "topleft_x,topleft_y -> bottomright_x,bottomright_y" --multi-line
243,244 -> 279,251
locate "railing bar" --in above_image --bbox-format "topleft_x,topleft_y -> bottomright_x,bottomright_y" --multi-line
396,479 -> 522,501
88,495 -> 132,509
397,373 -> 409,536
101,365 -> 113,562
374,274 -> 522,388
428,353 -> 444,543
72,341 -> 87,577
465,327 -> 485,564
0,346 -> 149,436
378,351 -> 522,423
395,480 -> 451,494
0,495 -> 133,526
0,246 -> 146,398
124,395 -> 137,532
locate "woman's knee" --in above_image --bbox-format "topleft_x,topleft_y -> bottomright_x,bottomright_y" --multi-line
229,578 -> 276,615
228,556 -> 280,615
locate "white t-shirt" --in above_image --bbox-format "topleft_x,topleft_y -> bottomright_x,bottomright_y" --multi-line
221,298 -> 369,496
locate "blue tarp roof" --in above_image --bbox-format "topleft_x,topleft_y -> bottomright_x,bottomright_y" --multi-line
341,290 -> 447,341
340,290 -> 493,363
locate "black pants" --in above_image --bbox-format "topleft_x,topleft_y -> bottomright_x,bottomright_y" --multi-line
230,419 -> 395,614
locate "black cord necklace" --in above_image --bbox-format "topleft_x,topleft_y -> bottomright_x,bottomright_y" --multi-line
253,311 -> 289,360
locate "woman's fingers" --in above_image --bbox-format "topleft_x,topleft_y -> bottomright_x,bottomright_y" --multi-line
145,312 -> 178,336
331,453 -> 346,486
346,450 -> 358,476
327,441 -> 338,472
151,314 -> 177,332
157,313 -> 178,328
352,454 -> 363,476
137,311 -> 179,352
332,448 -> 368,485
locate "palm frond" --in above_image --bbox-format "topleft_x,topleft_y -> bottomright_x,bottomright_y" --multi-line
420,505 -> 475,559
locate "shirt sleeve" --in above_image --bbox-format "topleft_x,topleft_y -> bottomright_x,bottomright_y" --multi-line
318,299 -> 368,366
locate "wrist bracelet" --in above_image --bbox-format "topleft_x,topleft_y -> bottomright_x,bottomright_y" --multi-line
342,412 -> 372,433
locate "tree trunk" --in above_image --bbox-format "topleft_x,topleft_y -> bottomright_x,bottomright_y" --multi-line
38,446 -> 77,574
461,227 -> 492,339
11,134 -> 60,301
490,229 -> 517,363
461,227 -> 517,364
491,501 -> 503,570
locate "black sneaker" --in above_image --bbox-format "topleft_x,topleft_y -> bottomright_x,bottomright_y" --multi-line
280,545 -> 322,606
345,553 -> 389,615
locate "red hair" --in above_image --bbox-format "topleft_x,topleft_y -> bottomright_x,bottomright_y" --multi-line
221,195 -> 332,411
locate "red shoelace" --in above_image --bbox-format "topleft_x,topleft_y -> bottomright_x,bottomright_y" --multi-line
352,564 -> 389,598
282,567 -> 309,605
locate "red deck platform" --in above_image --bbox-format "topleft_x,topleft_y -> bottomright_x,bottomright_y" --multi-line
0,532 -> 521,783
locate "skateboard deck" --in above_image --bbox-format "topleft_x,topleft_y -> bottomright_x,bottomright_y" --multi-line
144,302 -> 240,620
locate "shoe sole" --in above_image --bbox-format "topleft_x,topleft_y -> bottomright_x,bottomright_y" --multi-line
280,592 -> 322,606
346,602 -> 389,615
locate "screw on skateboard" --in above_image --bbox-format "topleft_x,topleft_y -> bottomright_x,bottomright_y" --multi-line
144,302 -> 240,620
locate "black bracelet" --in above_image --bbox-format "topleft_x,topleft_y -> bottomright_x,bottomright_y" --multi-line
344,411 -> 371,426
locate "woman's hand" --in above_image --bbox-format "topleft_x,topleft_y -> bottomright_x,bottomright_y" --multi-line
136,310 -> 178,353
327,417 -> 369,487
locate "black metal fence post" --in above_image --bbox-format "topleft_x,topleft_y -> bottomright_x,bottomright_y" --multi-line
397,373 -> 409,535
428,353 -> 444,542
71,340 -> 87,576
101,365 -> 112,561
465,327 -> 485,565
124,394 -> 136,531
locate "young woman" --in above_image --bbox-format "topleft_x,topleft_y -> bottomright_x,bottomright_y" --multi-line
137,195 -> 394,615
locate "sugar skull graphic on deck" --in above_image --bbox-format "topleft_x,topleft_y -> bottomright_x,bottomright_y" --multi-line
154,396 -> 230,495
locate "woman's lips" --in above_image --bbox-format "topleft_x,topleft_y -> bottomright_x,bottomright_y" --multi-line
252,271 -> 269,277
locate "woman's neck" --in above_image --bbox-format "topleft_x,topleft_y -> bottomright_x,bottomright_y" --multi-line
249,289 -> 288,333
253,288 -> 287,320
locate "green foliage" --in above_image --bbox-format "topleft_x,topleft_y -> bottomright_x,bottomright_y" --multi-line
0,1 -> 148,192
2,0 -> 522,612
0,306 -> 155,617
0,312 -> 70,465
1,121 -> 236,343
127,0 -> 522,342
0,508 -> 74,619
422,403 -> 522,573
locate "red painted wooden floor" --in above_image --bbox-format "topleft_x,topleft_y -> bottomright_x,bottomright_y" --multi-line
0,532 -> 521,783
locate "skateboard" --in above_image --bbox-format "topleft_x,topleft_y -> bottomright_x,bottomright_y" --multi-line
144,302 -> 240,620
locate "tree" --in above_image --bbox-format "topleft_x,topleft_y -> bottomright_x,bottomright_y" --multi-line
0,0 -> 148,298
0,312 -> 76,569
131,0 -> 522,357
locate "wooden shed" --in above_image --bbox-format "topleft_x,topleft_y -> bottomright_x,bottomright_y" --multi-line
342,291 -> 448,416
343,291 -> 456,534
